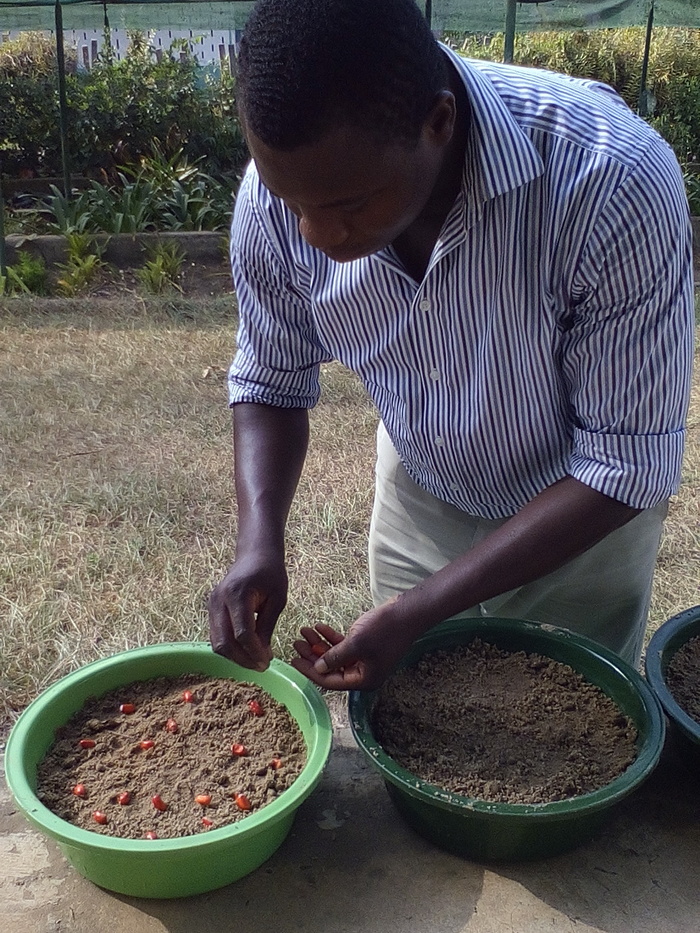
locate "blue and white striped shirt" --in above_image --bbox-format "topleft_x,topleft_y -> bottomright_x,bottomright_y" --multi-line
228,47 -> 695,519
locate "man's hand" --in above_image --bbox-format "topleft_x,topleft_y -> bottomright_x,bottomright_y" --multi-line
209,551 -> 288,671
291,602 -> 421,691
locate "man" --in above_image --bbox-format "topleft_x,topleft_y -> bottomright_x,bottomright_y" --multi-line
208,0 -> 694,691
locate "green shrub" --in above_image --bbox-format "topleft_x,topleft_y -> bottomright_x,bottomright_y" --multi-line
452,27 -> 700,164
0,33 -> 78,178
0,30 -> 247,182
0,251 -> 48,296
136,241 -> 186,294
37,142 -> 234,234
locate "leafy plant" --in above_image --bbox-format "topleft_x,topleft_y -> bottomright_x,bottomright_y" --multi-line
0,30 -> 247,182
136,241 -> 185,293
55,233 -> 106,295
684,169 -> 700,216
36,143 -> 234,235
0,251 -> 47,295
454,27 -> 700,165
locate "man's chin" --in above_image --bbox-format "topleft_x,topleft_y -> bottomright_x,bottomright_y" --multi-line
322,243 -> 385,263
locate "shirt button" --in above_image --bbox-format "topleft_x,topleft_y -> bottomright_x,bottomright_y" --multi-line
419,298 -> 430,311
429,368 -> 440,381
435,437 -> 445,447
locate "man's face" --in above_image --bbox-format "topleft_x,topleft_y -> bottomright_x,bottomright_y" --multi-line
245,120 -> 450,263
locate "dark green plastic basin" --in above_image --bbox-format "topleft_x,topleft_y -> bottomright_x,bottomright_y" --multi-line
645,605 -> 700,767
5,643 -> 332,898
349,617 -> 665,862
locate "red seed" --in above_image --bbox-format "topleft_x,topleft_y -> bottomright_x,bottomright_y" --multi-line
201,817 -> 214,828
152,794 -> 168,812
234,793 -> 252,811
311,643 -> 328,657
78,738 -> 96,749
182,690 -> 194,703
231,743 -> 248,757
195,794 -> 212,806
248,700 -> 263,717
165,718 -> 179,733
93,811 -> 108,825
116,792 -> 131,805
145,831 -> 158,840
139,739 -> 155,750
270,758 -> 283,770
120,703 -> 136,714
72,783 -> 87,797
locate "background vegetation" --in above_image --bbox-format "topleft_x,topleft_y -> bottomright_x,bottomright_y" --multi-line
452,26 -> 700,170
0,30 -> 247,183
2,26 -> 700,232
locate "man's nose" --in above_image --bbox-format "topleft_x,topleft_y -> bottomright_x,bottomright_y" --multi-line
298,211 -> 349,251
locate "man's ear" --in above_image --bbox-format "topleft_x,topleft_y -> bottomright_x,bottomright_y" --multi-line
423,90 -> 457,146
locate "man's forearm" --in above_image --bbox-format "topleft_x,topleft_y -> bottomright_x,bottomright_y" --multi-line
233,402 -> 310,554
390,475 -> 641,636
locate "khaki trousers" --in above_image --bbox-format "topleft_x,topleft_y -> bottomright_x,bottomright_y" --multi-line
369,423 -> 668,667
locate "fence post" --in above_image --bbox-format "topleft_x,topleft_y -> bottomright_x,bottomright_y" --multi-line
54,0 -> 72,196
638,2 -> 655,117
504,0 -> 517,63
0,166 -> 7,280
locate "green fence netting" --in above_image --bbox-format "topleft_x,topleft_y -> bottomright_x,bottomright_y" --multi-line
2,0 -> 700,33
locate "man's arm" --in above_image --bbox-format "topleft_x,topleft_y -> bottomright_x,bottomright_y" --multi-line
293,476 -> 639,689
209,402 -> 309,670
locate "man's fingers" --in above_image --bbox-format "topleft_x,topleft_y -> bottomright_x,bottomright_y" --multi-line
312,623 -> 345,646
290,656 -> 365,691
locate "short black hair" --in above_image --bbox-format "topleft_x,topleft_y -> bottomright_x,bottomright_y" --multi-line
237,0 -> 448,149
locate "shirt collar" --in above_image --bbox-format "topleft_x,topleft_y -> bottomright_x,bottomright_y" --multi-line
441,45 -> 544,209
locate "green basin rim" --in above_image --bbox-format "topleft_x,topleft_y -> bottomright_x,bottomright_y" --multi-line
5,642 -> 333,852
645,605 -> 700,744
349,617 -> 665,819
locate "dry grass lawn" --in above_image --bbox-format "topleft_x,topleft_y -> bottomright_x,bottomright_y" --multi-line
1,293 -> 698,726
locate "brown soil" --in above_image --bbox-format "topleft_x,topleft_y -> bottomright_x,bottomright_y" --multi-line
84,257 -> 233,300
36,674 -> 306,839
372,639 -> 638,805
666,634 -> 700,722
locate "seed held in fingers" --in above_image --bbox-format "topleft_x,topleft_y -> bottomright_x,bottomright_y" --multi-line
93,811 -> 108,825
72,783 -> 87,797
119,703 -> 136,714
195,794 -> 212,806
116,792 -> 131,805
152,794 -> 168,811
234,792 -> 252,811
311,643 -> 328,657
248,700 -> 263,717
231,743 -> 248,757
165,718 -> 179,733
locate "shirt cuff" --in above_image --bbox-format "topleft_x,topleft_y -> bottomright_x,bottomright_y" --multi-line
568,427 -> 685,508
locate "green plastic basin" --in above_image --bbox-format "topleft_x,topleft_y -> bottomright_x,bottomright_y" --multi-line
349,617 -> 665,862
5,642 -> 332,898
645,605 -> 700,768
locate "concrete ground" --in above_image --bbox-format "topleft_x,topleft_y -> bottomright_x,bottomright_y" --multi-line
2,704 -> 699,933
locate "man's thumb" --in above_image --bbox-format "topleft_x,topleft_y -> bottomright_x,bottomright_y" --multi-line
313,643 -> 347,675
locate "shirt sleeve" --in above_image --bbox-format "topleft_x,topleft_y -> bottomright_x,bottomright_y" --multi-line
227,169 -> 332,409
562,133 -> 695,509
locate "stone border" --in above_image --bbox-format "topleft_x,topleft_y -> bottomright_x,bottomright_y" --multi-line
4,231 -> 227,269
4,221 -> 700,279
